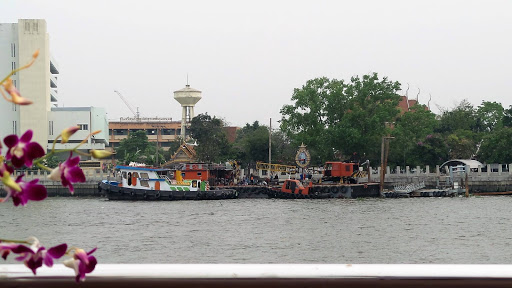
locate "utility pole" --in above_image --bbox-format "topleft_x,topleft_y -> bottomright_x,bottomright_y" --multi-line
379,122 -> 394,195
155,127 -> 159,166
269,118 -> 272,167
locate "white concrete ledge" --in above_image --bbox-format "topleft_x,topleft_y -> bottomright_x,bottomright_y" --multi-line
3,264 -> 512,279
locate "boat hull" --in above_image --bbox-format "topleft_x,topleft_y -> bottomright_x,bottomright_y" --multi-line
99,181 -> 238,201
269,183 -> 380,199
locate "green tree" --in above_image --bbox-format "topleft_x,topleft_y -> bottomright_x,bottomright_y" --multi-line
436,99 -> 477,134
409,134 -> 450,167
503,105 -> 512,127
477,127 -> 512,163
271,130 -> 299,165
475,101 -> 504,132
446,130 -> 477,159
389,104 -> 438,167
42,154 -> 60,169
115,130 -> 151,164
280,77 -> 345,162
280,73 -> 401,164
436,100 -> 481,159
232,121 -> 270,165
189,113 -> 231,162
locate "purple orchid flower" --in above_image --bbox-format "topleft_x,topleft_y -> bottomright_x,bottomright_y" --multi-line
3,130 -> 45,168
48,153 -> 86,194
64,248 -> 97,282
1,174 -> 47,206
0,240 -> 67,275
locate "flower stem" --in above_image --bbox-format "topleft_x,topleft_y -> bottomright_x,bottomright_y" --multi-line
0,238 -> 30,244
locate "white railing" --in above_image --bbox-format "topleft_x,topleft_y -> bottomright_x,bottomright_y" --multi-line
2,264 -> 512,287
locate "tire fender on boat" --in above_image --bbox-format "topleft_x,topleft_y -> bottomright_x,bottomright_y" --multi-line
130,191 -> 135,197
143,192 -> 148,199
155,192 -> 161,199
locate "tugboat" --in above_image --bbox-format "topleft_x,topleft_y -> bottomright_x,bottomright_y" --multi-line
269,179 -> 380,199
99,165 -> 238,201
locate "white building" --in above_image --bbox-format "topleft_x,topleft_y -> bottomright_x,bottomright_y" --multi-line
0,19 -> 56,147
0,19 -> 108,160
49,107 -> 109,160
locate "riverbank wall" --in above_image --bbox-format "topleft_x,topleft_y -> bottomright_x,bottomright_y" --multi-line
0,169 -> 107,197
370,164 -> 512,193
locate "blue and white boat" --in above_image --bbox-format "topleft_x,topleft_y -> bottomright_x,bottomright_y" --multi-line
99,165 -> 238,201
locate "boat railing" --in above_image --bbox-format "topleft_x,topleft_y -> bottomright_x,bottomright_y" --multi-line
106,175 -> 122,184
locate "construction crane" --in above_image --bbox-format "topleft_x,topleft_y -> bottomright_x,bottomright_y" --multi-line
114,90 -> 140,121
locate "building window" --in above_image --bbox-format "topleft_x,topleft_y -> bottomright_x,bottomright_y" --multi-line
113,129 -> 128,135
49,121 -> 54,135
78,124 -> 88,130
161,129 -> 175,135
12,103 -> 16,111
11,43 -> 16,57
13,80 -> 16,87
11,62 -> 16,75
13,121 -> 17,134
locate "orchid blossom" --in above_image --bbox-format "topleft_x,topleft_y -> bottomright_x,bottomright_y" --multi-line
0,238 -> 67,275
63,248 -> 97,282
3,130 -> 45,168
90,149 -> 112,159
1,174 -> 47,206
60,126 -> 79,144
48,153 -> 86,194
0,78 -> 33,105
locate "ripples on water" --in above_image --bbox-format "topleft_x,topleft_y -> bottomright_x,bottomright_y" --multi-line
1,197 -> 511,264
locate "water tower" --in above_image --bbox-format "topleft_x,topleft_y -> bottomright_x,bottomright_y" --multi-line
173,84 -> 202,139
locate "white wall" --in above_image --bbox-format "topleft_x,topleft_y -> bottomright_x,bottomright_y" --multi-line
18,19 -> 51,148
0,23 -> 20,139
48,107 -> 108,156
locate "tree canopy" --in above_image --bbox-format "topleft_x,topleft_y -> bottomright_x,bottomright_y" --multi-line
115,130 -> 164,165
280,73 -> 401,164
188,113 -> 231,162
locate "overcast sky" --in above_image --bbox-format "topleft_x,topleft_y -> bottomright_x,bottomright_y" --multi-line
5,0 -> 512,127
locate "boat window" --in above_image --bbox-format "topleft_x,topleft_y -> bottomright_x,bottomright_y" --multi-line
345,165 -> 351,172
140,173 -> 149,179
285,181 -> 291,189
192,180 -> 197,188
127,172 -> 132,185
197,172 -> 202,177
133,172 -> 139,178
122,172 -> 127,179
140,180 -> 149,187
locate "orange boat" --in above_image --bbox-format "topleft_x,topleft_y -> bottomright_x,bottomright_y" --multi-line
269,179 -> 379,199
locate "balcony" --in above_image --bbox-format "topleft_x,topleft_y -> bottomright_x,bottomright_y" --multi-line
50,88 -> 58,102
50,74 -> 57,88
50,55 -> 59,74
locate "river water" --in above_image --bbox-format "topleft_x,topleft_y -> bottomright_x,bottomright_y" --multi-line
1,197 -> 511,264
